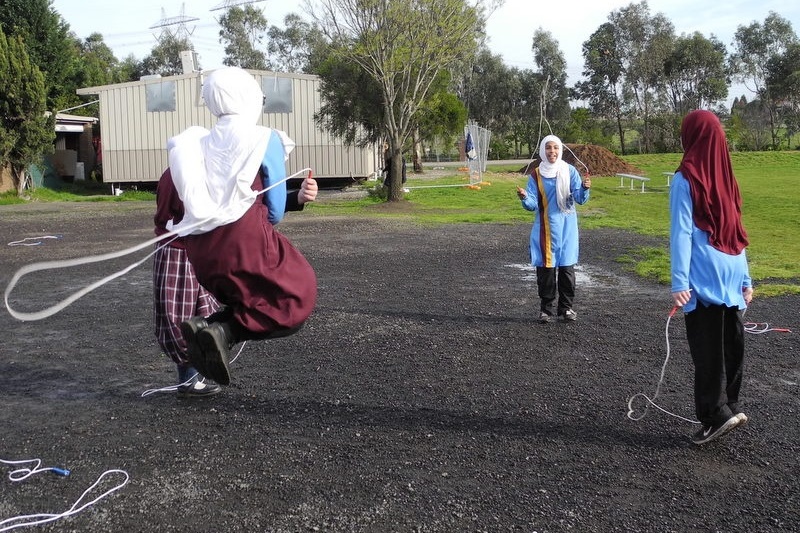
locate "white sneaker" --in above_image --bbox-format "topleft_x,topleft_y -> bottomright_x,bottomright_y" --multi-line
560,309 -> 577,321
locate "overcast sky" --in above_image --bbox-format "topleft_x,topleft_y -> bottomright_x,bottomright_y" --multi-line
52,0 -> 798,101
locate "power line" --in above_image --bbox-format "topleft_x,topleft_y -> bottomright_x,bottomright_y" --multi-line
210,0 -> 267,11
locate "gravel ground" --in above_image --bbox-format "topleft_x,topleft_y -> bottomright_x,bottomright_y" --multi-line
1,201 -> 798,532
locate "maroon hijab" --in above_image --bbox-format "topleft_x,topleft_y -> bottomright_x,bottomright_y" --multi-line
678,110 -> 749,255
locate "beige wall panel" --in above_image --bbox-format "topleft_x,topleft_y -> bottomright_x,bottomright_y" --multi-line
79,70 -> 376,183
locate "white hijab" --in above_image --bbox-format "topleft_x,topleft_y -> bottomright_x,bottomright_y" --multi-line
167,67 -> 293,235
537,135 -> 572,213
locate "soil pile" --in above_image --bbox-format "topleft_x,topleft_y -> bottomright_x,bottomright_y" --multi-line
520,144 -> 643,176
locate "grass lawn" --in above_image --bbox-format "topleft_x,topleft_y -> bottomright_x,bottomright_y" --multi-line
310,151 -> 800,295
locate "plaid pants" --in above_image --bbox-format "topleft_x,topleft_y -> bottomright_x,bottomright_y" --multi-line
153,245 -> 220,365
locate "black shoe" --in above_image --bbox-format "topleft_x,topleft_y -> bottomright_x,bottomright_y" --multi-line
177,367 -> 221,398
196,322 -> 234,386
691,415 -> 740,445
538,312 -> 551,324
180,316 -> 210,379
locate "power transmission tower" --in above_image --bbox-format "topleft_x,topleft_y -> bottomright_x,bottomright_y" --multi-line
149,3 -> 200,43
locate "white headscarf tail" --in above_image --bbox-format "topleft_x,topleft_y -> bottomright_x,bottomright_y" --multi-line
168,67 -> 278,235
538,135 -> 573,213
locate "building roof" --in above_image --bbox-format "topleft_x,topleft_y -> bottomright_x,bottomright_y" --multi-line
55,113 -> 98,133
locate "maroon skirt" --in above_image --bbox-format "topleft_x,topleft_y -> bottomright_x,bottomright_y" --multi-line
184,182 -> 317,336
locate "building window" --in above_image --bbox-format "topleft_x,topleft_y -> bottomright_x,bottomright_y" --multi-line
262,77 -> 292,114
146,81 -> 176,112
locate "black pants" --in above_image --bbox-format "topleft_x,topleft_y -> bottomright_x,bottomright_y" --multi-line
536,265 -> 575,316
685,302 -> 745,426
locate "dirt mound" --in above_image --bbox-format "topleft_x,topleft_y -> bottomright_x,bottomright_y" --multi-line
519,144 -> 642,177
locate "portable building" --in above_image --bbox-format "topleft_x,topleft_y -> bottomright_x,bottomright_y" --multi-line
76,69 -> 378,187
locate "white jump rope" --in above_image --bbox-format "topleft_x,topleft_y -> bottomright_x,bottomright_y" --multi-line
626,304 -> 792,424
2,168 -> 311,528
0,458 -> 129,532
4,168 -> 312,322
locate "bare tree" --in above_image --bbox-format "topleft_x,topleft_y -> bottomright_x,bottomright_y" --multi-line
306,0 -> 500,201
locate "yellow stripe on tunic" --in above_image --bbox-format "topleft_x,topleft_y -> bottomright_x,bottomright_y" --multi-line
534,168 -> 553,267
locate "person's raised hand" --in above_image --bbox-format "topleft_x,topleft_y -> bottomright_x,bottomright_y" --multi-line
299,177 -> 318,204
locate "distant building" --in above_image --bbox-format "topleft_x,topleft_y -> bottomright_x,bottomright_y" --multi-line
76,69 -> 378,187
51,113 -> 99,182
0,113 -> 98,192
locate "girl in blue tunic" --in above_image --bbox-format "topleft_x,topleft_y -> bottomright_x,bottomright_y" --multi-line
670,109 -> 752,445
517,135 -> 591,322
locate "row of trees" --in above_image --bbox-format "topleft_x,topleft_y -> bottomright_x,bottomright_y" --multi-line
1,0 -> 798,200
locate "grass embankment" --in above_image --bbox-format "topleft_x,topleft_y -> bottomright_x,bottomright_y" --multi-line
2,152 -> 797,294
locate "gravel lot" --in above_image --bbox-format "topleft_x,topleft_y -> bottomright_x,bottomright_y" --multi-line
1,200 -> 798,532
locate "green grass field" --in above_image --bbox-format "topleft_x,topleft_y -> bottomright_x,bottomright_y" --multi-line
310,152 -> 800,295
3,151 -> 798,294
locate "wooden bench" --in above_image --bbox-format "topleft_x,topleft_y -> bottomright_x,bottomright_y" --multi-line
662,171 -> 674,186
616,173 -> 650,193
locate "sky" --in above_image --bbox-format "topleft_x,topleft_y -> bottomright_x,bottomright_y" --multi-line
52,0 -> 799,101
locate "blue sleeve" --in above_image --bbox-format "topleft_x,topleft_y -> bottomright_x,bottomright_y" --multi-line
669,173 -> 693,292
569,165 -> 590,204
742,250 -> 752,289
521,175 -> 538,212
261,132 -> 288,225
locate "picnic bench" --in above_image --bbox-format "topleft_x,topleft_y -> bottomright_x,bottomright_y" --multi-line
616,173 -> 650,193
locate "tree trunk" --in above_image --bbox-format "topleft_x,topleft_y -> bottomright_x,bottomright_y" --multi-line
13,167 -> 29,197
412,129 -> 423,173
616,114 -> 626,156
386,146 -> 405,202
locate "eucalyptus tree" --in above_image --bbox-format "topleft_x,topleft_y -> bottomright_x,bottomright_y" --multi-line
608,1 -> 674,154
730,12 -> 798,149
458,47 -> 516,139
313,44 -> 467,171
728,96 -> 770,150
766,42 -> 800,148
267,13 -> 325,73
414,77 -> 467,160
531,28 -> 571,140
218,4 -> 268,70
507,68 -> 539,158
140,33 -> 197,76
307,0 -> 498,201
77,33 -> 124,87
312,45 -> 386,147
664,32 -> 728,116
575,22 -> 627,153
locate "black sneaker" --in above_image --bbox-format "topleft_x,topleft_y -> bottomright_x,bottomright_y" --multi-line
196,322 -> 233,386
176,367 -> 221,398
691,415 -> 740,445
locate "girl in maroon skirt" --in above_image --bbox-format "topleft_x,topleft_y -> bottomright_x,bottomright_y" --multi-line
166,67 -> 317,386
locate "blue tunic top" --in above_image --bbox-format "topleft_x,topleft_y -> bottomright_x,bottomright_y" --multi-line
669,171 -> 752,312
521,164 -> 590,268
